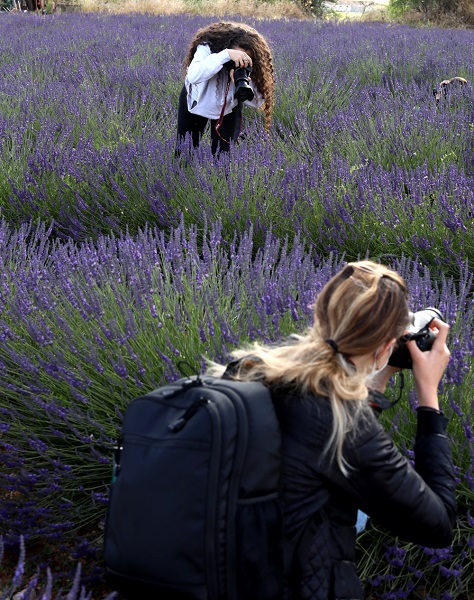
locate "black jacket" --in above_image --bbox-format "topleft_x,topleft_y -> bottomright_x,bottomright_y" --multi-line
272,387 -> 457,600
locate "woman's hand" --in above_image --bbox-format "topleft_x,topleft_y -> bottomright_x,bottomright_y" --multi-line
227,49 -> 252,68
407,318 -> 450,410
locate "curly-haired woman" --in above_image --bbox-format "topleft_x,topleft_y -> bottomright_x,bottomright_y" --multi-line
176,22 -> 275,155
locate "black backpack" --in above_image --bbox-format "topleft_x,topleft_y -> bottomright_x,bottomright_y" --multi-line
103,373 -> 296,600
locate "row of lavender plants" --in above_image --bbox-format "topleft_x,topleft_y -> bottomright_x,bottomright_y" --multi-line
0,219 -> 473,597
0,537 -> 117,600
0,11 -> 473,599
0,15 -> 473,272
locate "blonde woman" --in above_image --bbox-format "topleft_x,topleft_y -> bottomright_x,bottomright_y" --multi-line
210,260 -> 456,600
176,22 -> 275,154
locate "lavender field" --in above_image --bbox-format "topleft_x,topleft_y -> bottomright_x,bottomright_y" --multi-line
0,12 -> 473,599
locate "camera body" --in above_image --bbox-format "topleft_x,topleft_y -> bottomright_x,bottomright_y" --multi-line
226,61 -> 254,102
388,307 -> 444,369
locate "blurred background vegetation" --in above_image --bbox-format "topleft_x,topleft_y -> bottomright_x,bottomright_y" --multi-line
34,0 -> 473,28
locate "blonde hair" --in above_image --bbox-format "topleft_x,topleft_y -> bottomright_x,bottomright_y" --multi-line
208,261 -> 409,473
183,22 -> 275,132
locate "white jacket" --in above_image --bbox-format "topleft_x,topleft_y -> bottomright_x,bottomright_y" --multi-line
185,44 -> 264,120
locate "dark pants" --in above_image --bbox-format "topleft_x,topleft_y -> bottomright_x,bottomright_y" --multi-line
176,86 -> 240,155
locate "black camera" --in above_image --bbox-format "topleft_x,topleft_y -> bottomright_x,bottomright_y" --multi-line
388,307 -> 445,369
226,61 -> 254,102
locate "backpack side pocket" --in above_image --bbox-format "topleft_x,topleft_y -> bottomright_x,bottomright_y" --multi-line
235,494 -> 285,600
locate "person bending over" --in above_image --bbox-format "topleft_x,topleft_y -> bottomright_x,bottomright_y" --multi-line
176,21 -> 275,155
209,260 -> 456,600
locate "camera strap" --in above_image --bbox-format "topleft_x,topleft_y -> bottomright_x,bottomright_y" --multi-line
389,371 -> 405,408
368,373 -> 405,412
215,75 -> 243,145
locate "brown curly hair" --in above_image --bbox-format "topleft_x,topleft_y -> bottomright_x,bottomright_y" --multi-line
183,22 -> 275,131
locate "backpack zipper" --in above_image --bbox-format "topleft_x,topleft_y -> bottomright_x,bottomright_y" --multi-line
168,393 -> 221,598
111,438 -> 123,483
168,396 -> 210,432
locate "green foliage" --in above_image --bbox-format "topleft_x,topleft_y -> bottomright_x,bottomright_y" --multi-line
389,0 -> 434,16
389,0 -> 458,16
298,0 -> 337,17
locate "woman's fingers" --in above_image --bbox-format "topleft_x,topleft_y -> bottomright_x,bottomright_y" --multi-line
236,52 -> 252,67
407,319 -> 450,408
242,53 -> 252,67
430,318 -> 449,347
227,49 -> 252,68
237,55 -> 250,67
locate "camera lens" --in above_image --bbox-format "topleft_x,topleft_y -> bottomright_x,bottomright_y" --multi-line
233,67 -> 254,102
388,307 -> 445,370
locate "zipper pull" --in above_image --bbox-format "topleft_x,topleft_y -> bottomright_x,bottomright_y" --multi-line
168,397 -> 209,433
160,376 -> 203,400
112,439 -> 123,483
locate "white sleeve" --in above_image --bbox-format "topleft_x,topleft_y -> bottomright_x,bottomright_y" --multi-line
186,45 -> 231,85
244,81 -> 265,109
